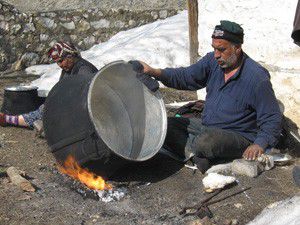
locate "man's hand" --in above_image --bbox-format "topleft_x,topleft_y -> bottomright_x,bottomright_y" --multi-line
138,61 -> 162,78
242,144 -> 264,161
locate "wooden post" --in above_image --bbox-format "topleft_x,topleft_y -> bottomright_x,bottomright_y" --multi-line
187,0 -> 199,65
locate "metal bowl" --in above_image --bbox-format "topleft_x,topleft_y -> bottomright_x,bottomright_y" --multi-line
272,153 -> 293,166
88,61 -> 167,161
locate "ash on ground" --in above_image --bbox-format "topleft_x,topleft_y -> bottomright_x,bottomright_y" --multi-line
96,187 -> 127,203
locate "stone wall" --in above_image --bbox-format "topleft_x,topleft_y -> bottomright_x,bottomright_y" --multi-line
4,0 -> 186,12
0,0 -> 185,71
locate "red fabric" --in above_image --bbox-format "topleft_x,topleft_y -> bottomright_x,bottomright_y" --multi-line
0,113 -> 7,127
48,42 -> 79,61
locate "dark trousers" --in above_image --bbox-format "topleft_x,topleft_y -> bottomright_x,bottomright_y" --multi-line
163,117 -> 251,160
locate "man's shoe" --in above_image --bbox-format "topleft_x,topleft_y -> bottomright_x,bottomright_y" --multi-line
192,156 -> 210,174
0,113 -> 7,127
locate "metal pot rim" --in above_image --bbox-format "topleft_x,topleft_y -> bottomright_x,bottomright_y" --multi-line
5,85 -> 38,92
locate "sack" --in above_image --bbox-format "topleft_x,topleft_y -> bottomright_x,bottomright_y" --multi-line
175,100 -> 205,118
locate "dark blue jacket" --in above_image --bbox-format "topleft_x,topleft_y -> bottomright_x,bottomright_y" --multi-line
59,57 -> 98,81
159,52 -> 282,149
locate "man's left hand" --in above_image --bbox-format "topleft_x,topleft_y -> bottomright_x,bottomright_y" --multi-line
242,144 -> 264,161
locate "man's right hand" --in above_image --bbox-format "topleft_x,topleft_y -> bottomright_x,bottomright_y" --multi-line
242,144 -> 264,161
138,61 -> 162,78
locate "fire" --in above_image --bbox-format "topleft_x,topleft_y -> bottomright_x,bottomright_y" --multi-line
58,155 -> 112,191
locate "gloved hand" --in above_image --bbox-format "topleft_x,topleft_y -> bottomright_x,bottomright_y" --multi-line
128,60 -> 144,73
128,60 -> 159,92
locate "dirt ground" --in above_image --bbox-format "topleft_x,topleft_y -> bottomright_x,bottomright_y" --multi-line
0,73 -> 299,225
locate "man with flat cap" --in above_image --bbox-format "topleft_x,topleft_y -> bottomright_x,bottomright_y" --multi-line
139,20 -> 283,173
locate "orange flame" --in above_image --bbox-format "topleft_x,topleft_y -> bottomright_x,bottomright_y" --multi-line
58,155 -> 112,191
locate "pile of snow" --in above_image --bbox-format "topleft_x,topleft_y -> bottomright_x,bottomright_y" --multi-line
247,196 -> 300,225
202,173 -> 236,190
26,0 -> 300,128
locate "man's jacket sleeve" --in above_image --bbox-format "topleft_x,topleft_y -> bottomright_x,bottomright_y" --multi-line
158,53 -> 212,90
253,79 -> 283,149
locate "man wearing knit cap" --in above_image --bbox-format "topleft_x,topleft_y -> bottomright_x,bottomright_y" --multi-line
139,20 -> 282,173
0,41 -> 98,129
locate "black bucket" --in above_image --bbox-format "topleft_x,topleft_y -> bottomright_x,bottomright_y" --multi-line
1,86 -> 45,115
43,61 -> 167,177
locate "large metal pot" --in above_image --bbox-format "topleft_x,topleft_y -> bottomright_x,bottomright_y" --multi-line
1,85 -> 45,115
44,61 -> 167,175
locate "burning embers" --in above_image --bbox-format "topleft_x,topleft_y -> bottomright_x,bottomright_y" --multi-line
58,155 -> 112,191
57,155 -> 127,202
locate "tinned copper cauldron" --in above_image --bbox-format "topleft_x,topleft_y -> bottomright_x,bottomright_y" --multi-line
1,85 -> 45,115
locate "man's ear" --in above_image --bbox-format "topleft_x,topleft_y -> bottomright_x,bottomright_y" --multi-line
235,44 -> 242,54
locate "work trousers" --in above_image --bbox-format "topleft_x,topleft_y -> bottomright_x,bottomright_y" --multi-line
22,104 -> 44,128
163,117 -> 251,160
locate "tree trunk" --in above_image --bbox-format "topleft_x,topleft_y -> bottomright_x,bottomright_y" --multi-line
187,0 -> 199,65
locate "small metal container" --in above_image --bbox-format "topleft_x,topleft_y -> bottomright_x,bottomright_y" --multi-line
272,153 -> 293,166
1,85 -> 45,115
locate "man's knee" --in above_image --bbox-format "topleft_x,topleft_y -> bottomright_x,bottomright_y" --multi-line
191,129 -> 249,159
191,132 -> 219,158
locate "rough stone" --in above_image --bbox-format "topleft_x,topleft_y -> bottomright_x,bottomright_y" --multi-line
40,34 -> 49,42
151,11 -> 158,20
29,16 -> 33,23
11,24 -> 22,34
128,20 -> 136,27
20,13 -> 28,19
59,16 -> 68,22
45,12 -> 56,18
83,36 -> 96,47
49,40 -> 57,48
12,59 -> 23,71
91,19 -> 110,29
8,15 -> 15,21
20,52 -> 40,68
23,23 -> 36,33
206,162 -> 232,174
114,20 -> 125,28
39,17 -> 56,29
2,5 -> 9,12
231,159 -> 264,178
36,43 -> 46,52
0,21 -> 9,32
0,51 -> 9,70
73,16 -> 81,23
60,21 -> 75,30
83,13 -> 89,19
70,35 -> 78,42
77,40 -> 84,48
0,15 -> 4,21
159,10 -> 168,19
77,19 -> 91,32
96,10 -> 103,17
